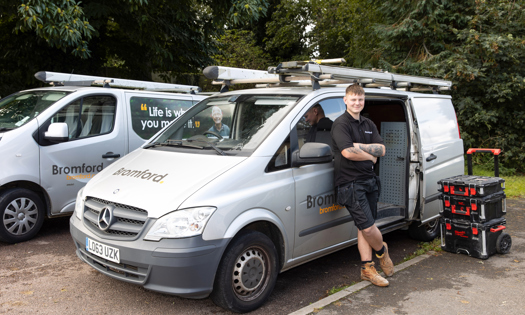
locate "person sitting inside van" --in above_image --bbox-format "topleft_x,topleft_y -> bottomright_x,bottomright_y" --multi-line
209,106 -> 230,137
304,104 -> 333,143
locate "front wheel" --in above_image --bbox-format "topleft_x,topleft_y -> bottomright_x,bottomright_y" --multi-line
0,188 -> 45,244
211,230 -> 278,313
408,218 -> 440,242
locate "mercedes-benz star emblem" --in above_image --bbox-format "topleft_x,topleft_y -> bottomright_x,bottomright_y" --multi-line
98,206 -> 115,231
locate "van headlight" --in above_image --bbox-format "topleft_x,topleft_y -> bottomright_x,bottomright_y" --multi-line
74,188 -> 85,220
144,207 -> 216,241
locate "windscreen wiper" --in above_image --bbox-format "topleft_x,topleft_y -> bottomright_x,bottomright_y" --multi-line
203,142 -> 226,156
143,142 -> 160,149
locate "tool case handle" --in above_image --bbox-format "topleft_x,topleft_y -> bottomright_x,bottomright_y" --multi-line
490,225 -> 506,233
466,148 -> 501,177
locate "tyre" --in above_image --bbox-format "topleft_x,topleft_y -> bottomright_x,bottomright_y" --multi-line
210,230 -> 279,313
408,218 -> 440,242
496,232 -> 512,254
0,188 -> 45,244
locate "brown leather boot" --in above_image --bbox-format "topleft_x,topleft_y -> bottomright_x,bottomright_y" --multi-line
361,262 -> 389,287
376,242 -> 394,277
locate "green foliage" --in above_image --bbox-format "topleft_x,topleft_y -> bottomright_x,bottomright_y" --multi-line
265,0 -> 312,61
15,0 -> 142,58
403,238 -> 442,262
263,0 -> 381,64
228,0 -> 269,25
0,0 -> 271,97
214,30 -> 271,69
373,0 -> 525,172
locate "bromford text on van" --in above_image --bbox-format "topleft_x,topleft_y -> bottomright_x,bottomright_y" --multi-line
69,63 -> 464,313
0,72 -> 205,243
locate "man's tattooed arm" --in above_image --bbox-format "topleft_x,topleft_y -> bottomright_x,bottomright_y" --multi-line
358,143 -> 385,157
344,146 -> 362,155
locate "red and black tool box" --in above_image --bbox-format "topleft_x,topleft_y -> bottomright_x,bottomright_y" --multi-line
438,148 -> 505,197
440,191 -> 506,223
437,174 -> 505,197
440,217 -> 511,259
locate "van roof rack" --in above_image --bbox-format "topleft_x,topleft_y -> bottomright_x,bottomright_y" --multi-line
203,59 -> 452,93
35,71 -> 201,94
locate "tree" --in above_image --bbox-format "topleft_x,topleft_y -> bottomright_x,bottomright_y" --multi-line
373,0 -> 525,172
0,0 -> 269,96
264,0 -> 381,65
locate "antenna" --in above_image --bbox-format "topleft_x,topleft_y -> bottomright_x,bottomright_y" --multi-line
35,71 -> 201,93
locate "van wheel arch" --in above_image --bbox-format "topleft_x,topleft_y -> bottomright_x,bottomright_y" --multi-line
211,229 -> 279,313
408,218 -> 440,242
1,181 -> 50,216
242,221 -> 285,270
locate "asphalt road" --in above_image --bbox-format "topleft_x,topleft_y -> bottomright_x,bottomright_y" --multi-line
1,216 -> 421,314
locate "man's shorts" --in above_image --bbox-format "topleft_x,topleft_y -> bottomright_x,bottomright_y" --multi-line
337,177 -> 380,230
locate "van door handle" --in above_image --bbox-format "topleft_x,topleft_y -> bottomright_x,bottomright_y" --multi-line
426,153 -> 437,162
102,152 -> 121,159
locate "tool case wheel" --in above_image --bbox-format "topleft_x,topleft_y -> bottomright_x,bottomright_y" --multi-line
496,232 -> 512,254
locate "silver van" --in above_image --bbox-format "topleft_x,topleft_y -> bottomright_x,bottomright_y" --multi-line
69,64 -> 464,313
0,72 -> 206,243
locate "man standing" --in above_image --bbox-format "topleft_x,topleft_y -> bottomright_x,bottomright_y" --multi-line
331,84 -> 394,287
304,104 -> 333,142
209,106 -> 230,137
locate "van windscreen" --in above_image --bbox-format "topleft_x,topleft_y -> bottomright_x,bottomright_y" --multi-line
151,94 -> 302,156
0,91 -> 70,130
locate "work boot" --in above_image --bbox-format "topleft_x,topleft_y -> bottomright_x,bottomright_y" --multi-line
361,262 -> 389,287
376,242 -> 394,277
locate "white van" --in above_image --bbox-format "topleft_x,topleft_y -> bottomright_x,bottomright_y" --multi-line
0,72 -> 206,243
69,63 -> 464,313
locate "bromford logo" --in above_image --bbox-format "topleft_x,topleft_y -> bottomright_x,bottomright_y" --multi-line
307,193 -> 344,214
112,167 -> 168,183
53,163 -> 103,180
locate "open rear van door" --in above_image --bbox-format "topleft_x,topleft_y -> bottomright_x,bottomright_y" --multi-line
410,96 -> 464,223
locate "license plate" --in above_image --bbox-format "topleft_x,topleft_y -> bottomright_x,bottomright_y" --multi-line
86,237 -> 120,263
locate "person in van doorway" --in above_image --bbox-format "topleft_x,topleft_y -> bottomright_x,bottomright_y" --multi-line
209,106 -> 230,137
304,104 -> 333,142
331,84 -> 394,287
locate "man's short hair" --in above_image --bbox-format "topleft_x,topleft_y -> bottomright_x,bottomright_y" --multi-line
345,84 -> 365,96
312,104 -> 325,116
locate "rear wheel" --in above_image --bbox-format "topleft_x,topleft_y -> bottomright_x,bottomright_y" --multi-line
211,230 -> 278,313
496,233 -> 512,254
408,218 -> 440,242
0,188 -> 45,244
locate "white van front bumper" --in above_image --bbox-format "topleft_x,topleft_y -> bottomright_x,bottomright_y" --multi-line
69,214 -> 229,298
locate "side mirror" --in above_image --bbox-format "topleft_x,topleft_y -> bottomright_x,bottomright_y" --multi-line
44,122 -> 69,143
292,143 -> 333,167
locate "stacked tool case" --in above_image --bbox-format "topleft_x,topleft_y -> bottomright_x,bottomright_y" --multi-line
437,148 -> 512,259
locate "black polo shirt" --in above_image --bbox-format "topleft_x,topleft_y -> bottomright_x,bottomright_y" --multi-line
331,111 -> 383,187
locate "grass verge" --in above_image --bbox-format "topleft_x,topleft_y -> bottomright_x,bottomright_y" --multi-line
402,238 -> 442,262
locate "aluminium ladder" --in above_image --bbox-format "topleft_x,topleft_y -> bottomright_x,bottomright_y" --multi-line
203,58 -> 452,93
35,71 -> 201,93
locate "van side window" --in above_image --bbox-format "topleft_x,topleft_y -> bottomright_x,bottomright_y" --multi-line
266,136 -> 291,172
50,95 -> 116,140
296,98 -> 346,150
130,97 -> 193,139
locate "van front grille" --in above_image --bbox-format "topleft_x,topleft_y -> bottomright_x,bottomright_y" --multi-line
83,197 -> 148,239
